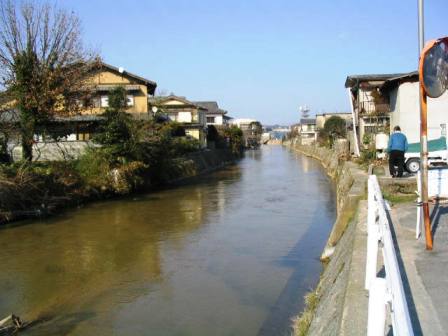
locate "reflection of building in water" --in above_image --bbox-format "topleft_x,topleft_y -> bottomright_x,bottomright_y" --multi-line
0,165 -> 245,322
216,181 -> 227,218
301,155 -> 310,173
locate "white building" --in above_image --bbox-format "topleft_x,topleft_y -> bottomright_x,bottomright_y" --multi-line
381,72 -> 448,143
194,101 -> 230,126
345,74 -> 402,143
299,118 -> 317,144
230,118 -> 257,129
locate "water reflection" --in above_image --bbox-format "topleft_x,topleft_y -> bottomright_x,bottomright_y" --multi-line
0,169 -> 241,322
0,146 -> 335,336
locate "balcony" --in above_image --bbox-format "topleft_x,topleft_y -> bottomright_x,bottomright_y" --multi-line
358,101 -> 390,116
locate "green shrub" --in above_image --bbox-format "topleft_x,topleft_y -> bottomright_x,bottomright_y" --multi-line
75,148 -> 112,191
109,161 -> 148,194
93,87 -> 140,163
170,137 -> 200,155
221,126 -> 244,156
319,116 -> 347,148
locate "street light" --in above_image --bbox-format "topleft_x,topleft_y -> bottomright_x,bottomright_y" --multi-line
418,36 -> 448,250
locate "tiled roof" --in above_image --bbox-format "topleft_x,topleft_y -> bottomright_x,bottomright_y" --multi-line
345,73 -> 409,88
194,101 -> 227,115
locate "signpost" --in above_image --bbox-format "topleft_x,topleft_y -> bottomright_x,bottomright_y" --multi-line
418,36 -> 448,250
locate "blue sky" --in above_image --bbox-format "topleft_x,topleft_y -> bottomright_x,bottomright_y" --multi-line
64,0 -> 447,125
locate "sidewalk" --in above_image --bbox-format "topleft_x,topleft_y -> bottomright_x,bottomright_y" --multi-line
389,201 -> 447,335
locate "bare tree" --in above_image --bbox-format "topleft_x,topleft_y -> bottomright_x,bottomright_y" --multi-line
0,0 -> 98,161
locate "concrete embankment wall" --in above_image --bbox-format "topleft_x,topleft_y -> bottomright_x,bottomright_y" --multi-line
177,149 -> 236,179
0,149 -> 236,225
286,139 -> 368,335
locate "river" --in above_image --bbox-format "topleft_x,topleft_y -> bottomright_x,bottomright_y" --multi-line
0,146 -> 336,335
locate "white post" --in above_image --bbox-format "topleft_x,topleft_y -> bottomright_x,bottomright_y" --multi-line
347,88 -> 360,157
366,176 -> 379,290
367,277 -> 387,336
416,171 -> 422,239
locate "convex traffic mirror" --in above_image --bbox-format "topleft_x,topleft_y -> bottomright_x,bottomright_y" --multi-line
421,37 -> 448,98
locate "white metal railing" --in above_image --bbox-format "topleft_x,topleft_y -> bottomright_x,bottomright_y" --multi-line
365,175 -> 414,336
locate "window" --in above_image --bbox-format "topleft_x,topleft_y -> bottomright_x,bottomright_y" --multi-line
178,111 -> 192,123
77,133 -> 90,141
100,96 -> 109,108
207,116 -> 215,124
126,95 -> 134,107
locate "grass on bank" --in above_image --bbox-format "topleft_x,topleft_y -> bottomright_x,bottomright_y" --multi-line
380,178 -> 417,205
293,289 -> 320,336
382,192 -> 416,205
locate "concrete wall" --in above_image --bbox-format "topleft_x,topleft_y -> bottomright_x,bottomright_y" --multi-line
1,148 -> 237,224
286,140 -> 368,335
12,141 -> 93,162
389,82 -> 448,143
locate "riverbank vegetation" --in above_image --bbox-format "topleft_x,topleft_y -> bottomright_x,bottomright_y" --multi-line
0,87 -> 243,223
0,1 -> 246,224
317,116 -> 346,148
293,289 -> 320,336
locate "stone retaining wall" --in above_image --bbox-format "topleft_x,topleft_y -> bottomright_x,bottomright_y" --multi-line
285,140 -> 368,335
286,139 -> 366,259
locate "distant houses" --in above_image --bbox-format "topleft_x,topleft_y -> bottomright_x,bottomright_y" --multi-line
2,59 -> 256,160
315,112 -> 352,130
230,118 -> 263,148
149,95 -> 208,147
193,101 -> 232,126
298,118 -> 317,145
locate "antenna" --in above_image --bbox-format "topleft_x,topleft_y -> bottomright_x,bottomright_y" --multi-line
299,105 -> 310,118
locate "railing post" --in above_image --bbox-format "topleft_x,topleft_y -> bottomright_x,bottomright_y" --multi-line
366,176 -> 379,290
416,171 -> 422,239
367,277 -> 387,336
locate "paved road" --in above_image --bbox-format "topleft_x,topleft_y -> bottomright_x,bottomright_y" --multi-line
390,201 -> 448,335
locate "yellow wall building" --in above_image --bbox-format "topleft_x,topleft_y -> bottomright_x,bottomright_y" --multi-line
82,62 -> 157,117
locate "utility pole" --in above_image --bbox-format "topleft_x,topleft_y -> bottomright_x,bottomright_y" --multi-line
418,0 -> 433,250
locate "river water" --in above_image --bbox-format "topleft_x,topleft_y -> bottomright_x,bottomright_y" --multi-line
0,146 -> 336,335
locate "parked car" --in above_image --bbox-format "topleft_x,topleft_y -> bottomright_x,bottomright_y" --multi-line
404,136 -> 448,173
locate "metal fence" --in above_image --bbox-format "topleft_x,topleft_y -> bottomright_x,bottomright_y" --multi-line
365,175 -> 414,336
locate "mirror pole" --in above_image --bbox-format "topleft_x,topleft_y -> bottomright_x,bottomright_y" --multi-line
418,0 -> 433,250
418,0 -> 424,52
419,83 -> 433,250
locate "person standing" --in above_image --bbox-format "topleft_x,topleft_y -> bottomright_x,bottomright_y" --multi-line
387,126 -> 408,177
